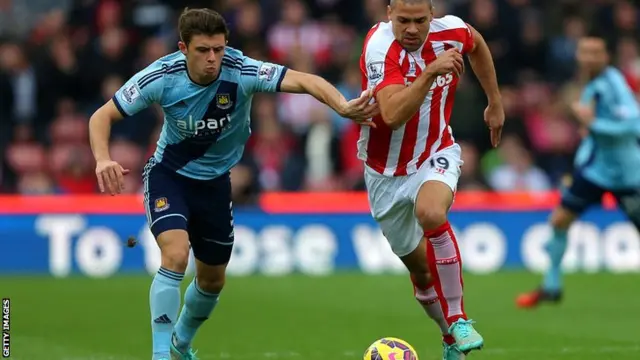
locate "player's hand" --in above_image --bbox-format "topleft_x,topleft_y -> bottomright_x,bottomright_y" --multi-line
340,89 -> 379,127
95,159 -> 130,195
571,102 -> 594,125
427,48 -> 464,77
484,102 -> 505,148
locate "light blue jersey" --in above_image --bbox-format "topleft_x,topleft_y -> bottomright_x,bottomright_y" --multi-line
112,48 -> 287,180
574,66 -> 640,190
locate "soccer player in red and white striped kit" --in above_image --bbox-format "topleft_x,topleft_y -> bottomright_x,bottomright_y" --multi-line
358,0 -> 504,359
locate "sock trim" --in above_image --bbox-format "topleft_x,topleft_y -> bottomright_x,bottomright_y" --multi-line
443,334 -> 455,345
160,267 -> 185,277
194,279 -> 219,298
447,314 -> 466,324
158,267 -> 185,282
424,221 -> 451,238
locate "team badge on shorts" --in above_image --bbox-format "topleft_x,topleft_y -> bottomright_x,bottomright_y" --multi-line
216,94 -> 232,110
154,197 -> 170,212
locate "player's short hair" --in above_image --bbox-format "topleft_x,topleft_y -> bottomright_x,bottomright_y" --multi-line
585,27 -> 606,40
583,27 -> 612,52
178,8 -> 230,45
389,0 -> 433,8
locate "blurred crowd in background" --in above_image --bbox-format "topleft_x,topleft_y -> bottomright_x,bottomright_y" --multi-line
1,0 -> 639,204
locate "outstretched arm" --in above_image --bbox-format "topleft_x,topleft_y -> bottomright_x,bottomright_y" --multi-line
241,57 -> 378,124
467,24 -> 504,147
279,69 -> 378,123
279,70 -> 348,113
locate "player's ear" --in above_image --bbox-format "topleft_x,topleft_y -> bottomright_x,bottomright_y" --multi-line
178,41 -> 188,55
387,5 -> 392,21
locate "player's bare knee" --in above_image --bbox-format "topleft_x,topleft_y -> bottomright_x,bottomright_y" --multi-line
550,207 -> 576,230
157,230 -> 190,272
196,274 -> 225,294
416,206 -> 447,231
161,245 -> 190,272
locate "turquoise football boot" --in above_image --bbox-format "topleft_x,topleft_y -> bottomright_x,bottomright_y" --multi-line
170,344 -> 198,360
448,319 -> 484,353
170,333 -> 199,360
442,341 -> 466,360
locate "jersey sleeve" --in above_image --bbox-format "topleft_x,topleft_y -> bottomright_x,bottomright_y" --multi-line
579,84 -> 598,105
364,41 -> 405,97
462,22 -> 475,53
112,63 -> 166,117
431,16 -> 475,54
239,56 -> 288,94
589,71 -> 640,135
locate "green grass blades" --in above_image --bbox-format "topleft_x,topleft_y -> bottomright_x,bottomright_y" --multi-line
2,272 -> 639,359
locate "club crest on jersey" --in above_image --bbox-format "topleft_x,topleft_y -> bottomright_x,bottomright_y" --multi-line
154,197 -> 170,212
216,94 -> 233,110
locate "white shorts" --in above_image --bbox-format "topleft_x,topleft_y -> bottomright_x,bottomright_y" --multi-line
364,144 -> 463,257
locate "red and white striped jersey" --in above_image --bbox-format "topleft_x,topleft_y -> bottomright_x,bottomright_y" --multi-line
358,15 -> 475,177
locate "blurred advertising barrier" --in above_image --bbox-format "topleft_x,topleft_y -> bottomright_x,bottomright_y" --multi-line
0,192 -> 638,277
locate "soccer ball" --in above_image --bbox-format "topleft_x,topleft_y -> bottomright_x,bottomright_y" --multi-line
363,337 -> 419,360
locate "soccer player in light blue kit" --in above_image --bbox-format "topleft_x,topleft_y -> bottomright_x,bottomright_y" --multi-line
88,8 -> 378,360
517,32 -> 640,308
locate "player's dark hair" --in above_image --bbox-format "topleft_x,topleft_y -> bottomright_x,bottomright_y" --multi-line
584,27 -> 613,53
585,27 -> 606,40
389,0 -> 433,8
178,8 -> 230,45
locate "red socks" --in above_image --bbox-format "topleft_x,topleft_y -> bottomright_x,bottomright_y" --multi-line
424,221 -> 466,325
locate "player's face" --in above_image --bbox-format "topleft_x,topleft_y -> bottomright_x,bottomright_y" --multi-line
388,1 -> 433,52
576,38 -> 609,76
179,33 -> 227,81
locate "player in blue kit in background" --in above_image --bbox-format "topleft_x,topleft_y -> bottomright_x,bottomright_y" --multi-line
88,8 -> 378,360
516,31 -> 640,309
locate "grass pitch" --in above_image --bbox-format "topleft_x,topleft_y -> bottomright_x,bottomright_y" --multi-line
2,272 -> 639,360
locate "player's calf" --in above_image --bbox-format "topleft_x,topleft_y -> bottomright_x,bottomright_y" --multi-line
401,239 -> 453,348
424,228 -> 466,325
401,239 -> 432,290
173,260 -> 226,354
415,181 -> 468,324
150,230 -> 191,360
543,207 -> 575,292
517,206 -> 573,309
